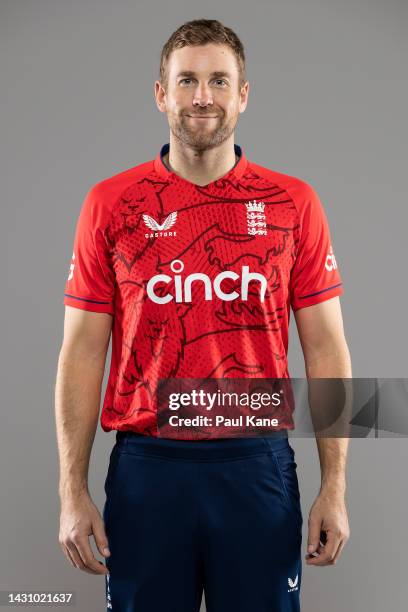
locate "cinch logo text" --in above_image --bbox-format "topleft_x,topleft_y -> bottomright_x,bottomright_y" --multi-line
146,260 -> 267,304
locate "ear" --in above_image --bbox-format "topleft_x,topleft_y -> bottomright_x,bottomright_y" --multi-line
154,80 -> 167,113
239,81 -> 249,113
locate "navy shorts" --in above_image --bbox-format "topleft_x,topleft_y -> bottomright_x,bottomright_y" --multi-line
103,431 -> 303,611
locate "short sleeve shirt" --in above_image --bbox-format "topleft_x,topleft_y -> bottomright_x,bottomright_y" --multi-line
64,144 -> 343,435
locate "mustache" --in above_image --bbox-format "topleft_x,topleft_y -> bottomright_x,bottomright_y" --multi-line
183,111 -> 221,117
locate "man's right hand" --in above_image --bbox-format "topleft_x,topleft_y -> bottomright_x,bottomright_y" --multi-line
59,491 -> 110,575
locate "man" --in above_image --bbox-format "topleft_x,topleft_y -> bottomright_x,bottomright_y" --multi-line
56,18 -> 351,612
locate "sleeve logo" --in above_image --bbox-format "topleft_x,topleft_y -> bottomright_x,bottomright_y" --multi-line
67,251 -> 75,281
325,245 -> 338,271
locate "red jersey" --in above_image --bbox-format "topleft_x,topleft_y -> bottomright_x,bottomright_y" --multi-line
63,143 -> 343,436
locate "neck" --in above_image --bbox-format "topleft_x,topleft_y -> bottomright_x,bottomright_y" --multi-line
163,134 -> 238,186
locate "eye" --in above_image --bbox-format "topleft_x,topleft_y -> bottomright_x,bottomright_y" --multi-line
179,78 -> 194,85
213,79 -> 228,87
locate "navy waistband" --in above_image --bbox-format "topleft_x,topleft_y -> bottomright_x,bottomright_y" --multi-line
114,430 -> 289,460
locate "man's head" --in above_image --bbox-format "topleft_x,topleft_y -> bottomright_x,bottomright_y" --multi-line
155,19 -> 249,151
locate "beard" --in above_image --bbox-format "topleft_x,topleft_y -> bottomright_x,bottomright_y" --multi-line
168,108 -> 238,152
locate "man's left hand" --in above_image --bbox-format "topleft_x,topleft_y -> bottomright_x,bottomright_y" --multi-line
306,490 -> 350,566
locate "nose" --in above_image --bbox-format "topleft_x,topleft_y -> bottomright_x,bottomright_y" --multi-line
192,82 -> 214,107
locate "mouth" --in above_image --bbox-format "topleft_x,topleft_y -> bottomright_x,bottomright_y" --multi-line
185,115 -> 218,119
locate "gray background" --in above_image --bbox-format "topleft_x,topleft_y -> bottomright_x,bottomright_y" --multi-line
1,0 -> 407,610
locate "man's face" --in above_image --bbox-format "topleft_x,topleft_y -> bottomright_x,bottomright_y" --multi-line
155,43 -> 249,151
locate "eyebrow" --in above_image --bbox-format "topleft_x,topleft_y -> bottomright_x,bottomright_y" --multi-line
176,70 -> 232,79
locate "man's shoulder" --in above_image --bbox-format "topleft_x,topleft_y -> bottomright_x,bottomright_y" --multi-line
247,159 -> 320,211
78,158 -> 158,221
89,158 -> 156,198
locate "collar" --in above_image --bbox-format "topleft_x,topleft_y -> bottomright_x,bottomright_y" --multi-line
153,142 -> 248,182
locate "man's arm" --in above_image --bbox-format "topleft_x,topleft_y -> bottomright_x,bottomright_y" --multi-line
294,296 -> 351,566
55,305 -> 112,575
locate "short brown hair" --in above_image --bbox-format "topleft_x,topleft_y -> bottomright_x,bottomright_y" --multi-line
160,19 -> 246,89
